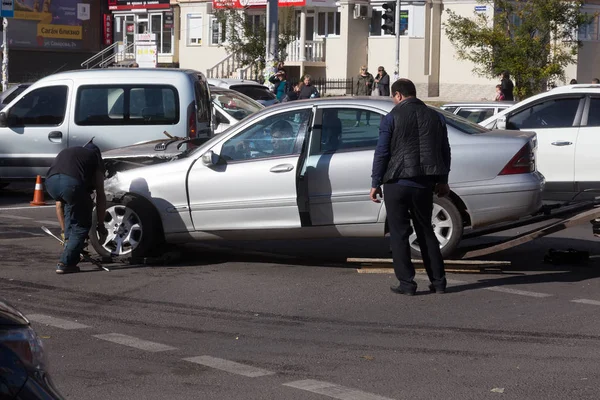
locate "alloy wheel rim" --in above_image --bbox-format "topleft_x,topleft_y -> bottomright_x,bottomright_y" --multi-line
409,203 -> 454,252
99,205 -> 143,256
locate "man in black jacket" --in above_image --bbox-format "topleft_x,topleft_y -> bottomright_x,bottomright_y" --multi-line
370,79 -> 451,295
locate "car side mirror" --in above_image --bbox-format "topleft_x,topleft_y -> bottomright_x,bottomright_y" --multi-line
0,111 -> 8,127
202,150 -> 220,166
496,116 -> 507,130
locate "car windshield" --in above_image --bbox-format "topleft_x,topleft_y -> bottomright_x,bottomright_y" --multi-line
436,107 -> 489,134
230,85 -> 276,102
211,90 -> 262,120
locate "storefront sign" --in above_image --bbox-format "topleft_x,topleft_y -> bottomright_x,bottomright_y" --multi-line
136,33 -> 156,41
136,43 -> 157,68
108,0 -> 171,11
10,0 -> 84,49
164,11 -> 173,29
213,0 -> 306,9
103,14 -> 112,45
1,0 -> 14,18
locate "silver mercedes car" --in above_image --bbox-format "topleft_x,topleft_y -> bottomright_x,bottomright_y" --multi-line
92,97 -> 544,259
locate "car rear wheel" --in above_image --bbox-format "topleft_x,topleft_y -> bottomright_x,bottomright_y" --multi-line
409,196 -> 463,259
90,196 -> 161,259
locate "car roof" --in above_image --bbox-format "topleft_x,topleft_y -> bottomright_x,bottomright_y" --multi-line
208,78 -> 266,87
35,68 -> 204,84
442,101 -> 517,107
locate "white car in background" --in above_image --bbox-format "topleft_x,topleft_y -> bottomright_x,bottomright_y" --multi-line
480,84 -> 600,202
211,87 -> 264,134
208,78 -> 278,106
441,101 -> 516,124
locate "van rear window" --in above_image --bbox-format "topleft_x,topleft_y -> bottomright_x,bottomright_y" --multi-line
75,85 -> 179,126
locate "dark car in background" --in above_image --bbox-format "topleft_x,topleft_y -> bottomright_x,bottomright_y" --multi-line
207,78 -> 278,106
0,299 -> 64,399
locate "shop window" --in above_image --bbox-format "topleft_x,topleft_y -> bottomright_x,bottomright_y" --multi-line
317,11 -> 340,36
210,17 -> 226,45
187,14 -> 203,46
245,14 -> 264,36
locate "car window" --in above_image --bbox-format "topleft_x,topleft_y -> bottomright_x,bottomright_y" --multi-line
195,80 -> 211,124
8,85 -> 68,127
456,107 -> 495,123
75,85 -> 179,125
435,108 -> 489,134
586,98 -> 600,127
220,109 -> 311,162
507,97 -> 580,129
440,106 -> 457,113
230,85 -> 277,102
2,85 -> 30,105
319,108 -> 383,153
211,91 -> 262,120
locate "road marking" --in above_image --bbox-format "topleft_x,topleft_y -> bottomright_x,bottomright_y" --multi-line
93,333 -> 177,352
283,379 -> 395,400
38,220 -> 61,226
571,299 -> 600,306
27,314 -> 90,330
0,206 -> 54,211
183,356 -> 275,377
414,275 -> 466,285
485,287 -> 552,298
0,215 -> 33,220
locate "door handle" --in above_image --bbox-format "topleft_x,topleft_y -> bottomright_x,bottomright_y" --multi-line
551,141 -> 573,146
270,164 -> 294,173
48,131 -> 63,143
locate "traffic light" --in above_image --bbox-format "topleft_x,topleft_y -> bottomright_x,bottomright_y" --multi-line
381,1 -> 396,35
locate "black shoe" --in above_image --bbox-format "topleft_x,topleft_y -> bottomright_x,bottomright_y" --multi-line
390,285 -> 416,296
428,284 -> 446,294
56,263 -> 80,274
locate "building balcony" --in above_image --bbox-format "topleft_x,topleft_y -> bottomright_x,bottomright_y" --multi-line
284,40 -> 326,66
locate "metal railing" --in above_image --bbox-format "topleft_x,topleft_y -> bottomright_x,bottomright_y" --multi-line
80,42 -> 136,69
207,52 -> 248,79
81,42 -> 120,69
285,40 -> 326,63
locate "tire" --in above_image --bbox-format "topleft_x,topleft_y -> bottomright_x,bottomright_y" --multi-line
90,196 -> 162,259
409,196 -> 463,259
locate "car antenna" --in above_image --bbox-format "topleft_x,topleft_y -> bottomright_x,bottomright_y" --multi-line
83,137 -> 95,147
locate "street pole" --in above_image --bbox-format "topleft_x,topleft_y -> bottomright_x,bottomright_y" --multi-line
393,0 -> 400,81
264,0 -> 278,86
2,18 -> 8,92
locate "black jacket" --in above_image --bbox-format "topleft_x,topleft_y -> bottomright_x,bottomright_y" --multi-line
501,77 -> 514,101
382,97 -> 451,184
298,84 -> 319,100
375,73 -> 390,96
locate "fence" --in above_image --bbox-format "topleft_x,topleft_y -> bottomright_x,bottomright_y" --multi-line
282,77 -> 355,96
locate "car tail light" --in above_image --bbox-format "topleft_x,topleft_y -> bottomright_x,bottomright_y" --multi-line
499,143 -> 534,175
188,101 -> 197,139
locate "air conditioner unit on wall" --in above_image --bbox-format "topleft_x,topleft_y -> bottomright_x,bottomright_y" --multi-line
353,4 -> 371,19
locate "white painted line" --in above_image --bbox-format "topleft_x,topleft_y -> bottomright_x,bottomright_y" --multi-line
485,287 -> 552,298
27,314 -> 90,330
0,215 -> 33,220
571,299 -> 600,306
283,379 -> 395,400
414,275 -> 466,285
93,333 -> 177,352
0,206 -> 55,211
38,220 -> 61,226
183,356 -> 275,377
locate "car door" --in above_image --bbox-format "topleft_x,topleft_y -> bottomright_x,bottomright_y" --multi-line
504,95 -> 584,195
0,81 -> 72,180
187,107 -> 313,231
574,96 -> 600,196
300,106 -> 384,226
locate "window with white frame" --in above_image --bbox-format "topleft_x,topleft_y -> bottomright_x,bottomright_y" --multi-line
245,14 -> 264,36
150,13 -> 173,54
370,8 -> 409,36
317,11 -> 341,36
210,16 -> 226,45
579,14 -> 599,41
187,14 -> 203,46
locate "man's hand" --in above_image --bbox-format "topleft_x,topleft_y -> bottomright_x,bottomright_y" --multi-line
97,223 -> 108,245
435,183 -> 450,197
370,187 -> 383,203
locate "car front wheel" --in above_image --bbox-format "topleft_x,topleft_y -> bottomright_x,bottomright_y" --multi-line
409,196 -> 463,259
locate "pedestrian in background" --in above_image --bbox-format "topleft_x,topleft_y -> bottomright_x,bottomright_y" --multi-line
494,84 -> 505,101
374,66 -> 390,97
282,82 -> 301,102
370,78 -> 451,296
45,142 -> 108,274
298,75 -> 320,99
499,70 -> 514,101
269,69 -> 292,102
592,78 -> 599,84
355,66 -> 374,126
570,79 -> 578,85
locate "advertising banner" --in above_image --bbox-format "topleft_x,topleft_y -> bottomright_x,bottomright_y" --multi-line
10,0 -> 84,49
1,0 -> 14,18
108,0 -> 170,11
136,43 -> 157,68
103,13 -> 112,46
213,0 -> 306,9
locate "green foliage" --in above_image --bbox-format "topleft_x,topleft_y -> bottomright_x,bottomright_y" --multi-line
444,0 -> 593,99
214,7 -> 296,73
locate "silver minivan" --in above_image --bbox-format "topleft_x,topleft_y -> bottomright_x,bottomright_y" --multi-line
0,68 -> 212,183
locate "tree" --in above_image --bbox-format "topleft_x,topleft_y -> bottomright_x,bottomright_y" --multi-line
214,6 -> 296,79
444,0 -> 593,99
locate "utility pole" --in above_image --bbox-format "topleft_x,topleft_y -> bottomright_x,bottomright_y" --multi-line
2,18 -> 8,92
264,0 -> 278,86
393,0 -> 400,81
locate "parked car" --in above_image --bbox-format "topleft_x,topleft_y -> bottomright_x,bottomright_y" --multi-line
211,87 -> 264,134
480,84 -> 600,202
0,83 -> 33,107
91,97 -> 543,259
440,101 -> 516,123
0,68 -> 213,184
0,299 -> 64,399
207,78 -> 278,106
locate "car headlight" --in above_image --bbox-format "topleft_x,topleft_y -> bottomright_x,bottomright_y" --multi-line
0,326 -> 47,371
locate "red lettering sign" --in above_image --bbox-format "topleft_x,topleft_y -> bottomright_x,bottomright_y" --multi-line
213,0 -> 306,9
103,14 -> 113,46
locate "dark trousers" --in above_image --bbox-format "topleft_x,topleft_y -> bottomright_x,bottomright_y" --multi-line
45,174 -> 93,267
383,183 -> 446,292
356,110 -> 370,124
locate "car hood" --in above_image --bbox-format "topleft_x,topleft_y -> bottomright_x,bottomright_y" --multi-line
102,139 -> 186,160
0,299 -> 29,326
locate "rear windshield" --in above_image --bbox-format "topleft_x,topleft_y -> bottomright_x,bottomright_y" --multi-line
230,85 -> 276,102
211,90 -> 262,120
436,107 -> 489,135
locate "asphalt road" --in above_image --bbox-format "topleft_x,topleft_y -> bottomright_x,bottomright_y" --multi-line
1,184 -> 600,400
